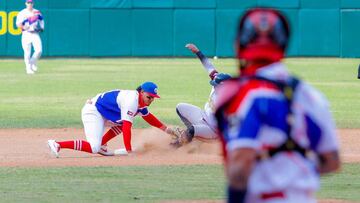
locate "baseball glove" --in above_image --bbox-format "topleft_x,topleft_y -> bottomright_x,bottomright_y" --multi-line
166,126 -> 192,148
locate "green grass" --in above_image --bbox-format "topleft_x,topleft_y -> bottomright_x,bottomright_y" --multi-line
319,163 -> 360,201
0,58 -> 359,128
0,165 -> 225,202
0,164 -> 359,202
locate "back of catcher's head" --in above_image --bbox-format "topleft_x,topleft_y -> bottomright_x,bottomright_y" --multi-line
236,8 -> 290,62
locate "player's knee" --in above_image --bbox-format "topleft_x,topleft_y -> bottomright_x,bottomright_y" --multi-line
35,50 -> 42,57
176,103 -> 186,115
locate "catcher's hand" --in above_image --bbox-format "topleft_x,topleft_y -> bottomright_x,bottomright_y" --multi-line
165,126 -> 192,148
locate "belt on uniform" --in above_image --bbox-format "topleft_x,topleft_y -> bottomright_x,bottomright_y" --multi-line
260,191 -> 284,200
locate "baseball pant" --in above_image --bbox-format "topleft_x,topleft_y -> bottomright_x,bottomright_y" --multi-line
246,189 -> 316,203
21,31 -> 42,72
81,102 -> 105,153
176,103 -> 217,140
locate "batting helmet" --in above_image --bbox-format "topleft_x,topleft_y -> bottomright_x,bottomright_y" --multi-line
236,8 -> 290,62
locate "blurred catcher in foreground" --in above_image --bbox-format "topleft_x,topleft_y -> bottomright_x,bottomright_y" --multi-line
215,8 -> 340,203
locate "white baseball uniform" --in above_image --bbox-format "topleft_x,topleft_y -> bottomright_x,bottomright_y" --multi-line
16,8 -> 44,74
176,51 -> 219,140
82,89 -> 149,153
217,62 -> 339,203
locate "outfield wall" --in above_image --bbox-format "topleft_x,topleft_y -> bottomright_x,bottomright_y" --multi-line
0,0 -> 360,57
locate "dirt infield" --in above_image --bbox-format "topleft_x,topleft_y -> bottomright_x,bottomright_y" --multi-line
0,128 -> 358,167
0,128 -> 358,203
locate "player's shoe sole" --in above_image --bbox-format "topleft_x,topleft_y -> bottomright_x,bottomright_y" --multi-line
47,140 -> 60,158
98,145 -> 114,156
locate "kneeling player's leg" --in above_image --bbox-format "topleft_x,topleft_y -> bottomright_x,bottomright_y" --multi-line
81,104 -> 105,153
101,125 -> 122,146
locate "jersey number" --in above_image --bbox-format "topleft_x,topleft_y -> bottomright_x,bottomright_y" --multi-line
0,11 -> 21,35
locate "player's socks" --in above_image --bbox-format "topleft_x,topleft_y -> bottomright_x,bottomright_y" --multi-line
57,140 -> 93,153
101,126 -> 122,145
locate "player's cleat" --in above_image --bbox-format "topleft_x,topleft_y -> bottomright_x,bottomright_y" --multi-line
31,64 -> 38,72
26,69 -> 35,74
47,140 -> 60,158
98,145 -> 114,156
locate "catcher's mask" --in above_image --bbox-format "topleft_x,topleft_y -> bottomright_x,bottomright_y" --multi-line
236,8 -> 290,62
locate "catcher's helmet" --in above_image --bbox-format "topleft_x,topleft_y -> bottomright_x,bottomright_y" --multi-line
236,8 -> 290,62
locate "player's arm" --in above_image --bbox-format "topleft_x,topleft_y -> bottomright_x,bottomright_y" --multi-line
317,150 -> 340,174
227,148 -> 256,203
185,43 -> 218,80
142,113 -> 167,130
16,14 -> 26,30
121,120 -> 133,152
142,113 -> 179,136
35,11 -> 45,31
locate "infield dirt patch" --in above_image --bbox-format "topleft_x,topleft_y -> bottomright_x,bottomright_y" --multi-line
0,128 -> 358,203
0,128 -> 358,167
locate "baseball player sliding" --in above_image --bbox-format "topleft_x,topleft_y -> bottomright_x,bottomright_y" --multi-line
47,82 -> 179,157
171,43 -> 231,147
16,0 -> 44,74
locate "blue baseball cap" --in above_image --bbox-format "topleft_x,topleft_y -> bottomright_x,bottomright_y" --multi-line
141,81 -> 160,98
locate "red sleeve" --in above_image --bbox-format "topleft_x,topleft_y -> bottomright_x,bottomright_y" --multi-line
142,113 -> 166,130
121,120 -> 133,151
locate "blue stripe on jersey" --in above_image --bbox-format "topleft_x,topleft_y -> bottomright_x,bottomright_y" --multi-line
95,90 -> 122,123
137,107 -> 149,116
232,98 -> 289,141
305,115 -> 322,150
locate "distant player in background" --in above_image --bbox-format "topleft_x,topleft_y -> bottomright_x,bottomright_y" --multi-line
215,8 -> 340,203
171,43 -> 231,147
16,0 -> 44,75
47,82 -> 179,157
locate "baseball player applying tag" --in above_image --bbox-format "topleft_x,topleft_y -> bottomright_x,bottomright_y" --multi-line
47,82 -> 178,157
16,0 -> 44,74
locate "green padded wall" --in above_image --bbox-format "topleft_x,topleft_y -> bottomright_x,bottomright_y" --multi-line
48,0 -> 90,9
0,1 -> 5,9
0,5 -> 5,55
174,0 -> 216,8
174,9 -> 215,56
132,0 -> 173,8
341,10 -> 360,57
90,9 -> 132,56
91,0 -> 131,8
258,0 -> 299,8
280,9 -> 299,56
48,10 -> 89,56
300,0 -> 339,8
217,0 -> 256,9
216,9 -> 244,57
132,9 -> 173,56
341,0 -> 360,8
299,9 -> 340,56
1,0 -> 360,57
0,21 -> 5,56
6,30 -> 21,56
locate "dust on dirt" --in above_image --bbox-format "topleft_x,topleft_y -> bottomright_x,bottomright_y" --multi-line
0,128 -> 358,167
